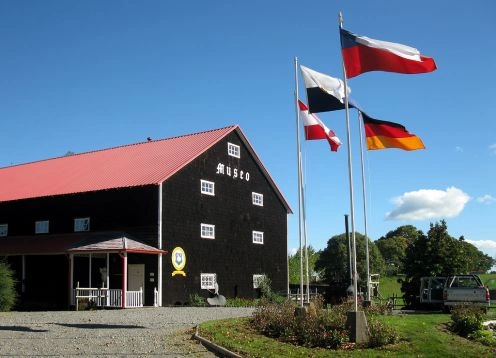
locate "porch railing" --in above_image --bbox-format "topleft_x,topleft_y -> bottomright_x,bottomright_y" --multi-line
154,287 -> 159,307
72,287 -> 144,309
126,288 -> 143,308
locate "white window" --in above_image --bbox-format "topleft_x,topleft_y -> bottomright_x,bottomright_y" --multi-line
227,142 -> 240,158
252,192 -> 263,206
252,231 -> 264,244
201,273 -> 217,289
0,224 -> 7,237
201,223 -> 215,239
35,220 -> 49,234
253,274 -> 266,289
200,180 -> 215,196
74,217 -> 90,232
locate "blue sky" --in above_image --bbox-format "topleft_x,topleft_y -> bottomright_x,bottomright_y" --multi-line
1,1 -> 495,263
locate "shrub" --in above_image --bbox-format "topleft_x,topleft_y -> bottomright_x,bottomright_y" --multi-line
367,318 -> 400,348
225,297 -> 256,307
252,296 -> 400,350
188,293 -> 206,307
251,300 -> 297,340
365,303 -> 392,316
0,260 -> 16,311
450,305 -> 485,337
257,275 -> 286,304
468,329 -> 496,347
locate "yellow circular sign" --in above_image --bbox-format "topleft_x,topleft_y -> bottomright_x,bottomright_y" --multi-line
171,247 -> 186,271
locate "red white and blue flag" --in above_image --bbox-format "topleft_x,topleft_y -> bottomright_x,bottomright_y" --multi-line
340,28 -> 437,78
298,99 -> 342,152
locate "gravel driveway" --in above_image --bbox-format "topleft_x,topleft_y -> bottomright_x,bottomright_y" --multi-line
0,307 -> 255,357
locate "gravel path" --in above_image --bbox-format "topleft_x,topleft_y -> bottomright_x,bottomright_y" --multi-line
0,307 -> 255,357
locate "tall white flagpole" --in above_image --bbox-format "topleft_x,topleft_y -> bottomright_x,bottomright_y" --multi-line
339,12 -> 358,312
301,162 -> 311,303
294,56 -> 305,307
358,111 -> 371,302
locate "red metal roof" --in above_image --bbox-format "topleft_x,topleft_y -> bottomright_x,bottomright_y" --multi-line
0,126 -> 237,202
0,125 -> 291,213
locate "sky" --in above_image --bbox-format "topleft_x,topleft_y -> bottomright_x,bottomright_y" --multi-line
1,1 -> 495,264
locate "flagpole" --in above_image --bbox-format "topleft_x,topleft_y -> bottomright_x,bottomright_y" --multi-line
300,159 -> 310,303
339,12 -> 358,313
358,111 -> 371,302
294,56 -> 304,308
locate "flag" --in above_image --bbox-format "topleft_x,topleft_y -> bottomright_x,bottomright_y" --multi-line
340,28 -> 437,78
300,65 -> 352,113
362,112 -> 425,151
298,99 -> 342,151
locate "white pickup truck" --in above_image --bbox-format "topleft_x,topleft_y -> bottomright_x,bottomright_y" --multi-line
419,274 -> 490,312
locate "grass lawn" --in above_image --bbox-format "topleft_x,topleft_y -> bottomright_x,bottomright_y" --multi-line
198,313 -> 496,357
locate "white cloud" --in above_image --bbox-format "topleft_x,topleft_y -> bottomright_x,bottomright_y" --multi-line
490,143 -> 496,155
466,240 -> 496,251
386,186 -> 470,221
476,194 -> 496,204
455,146 -> 463,153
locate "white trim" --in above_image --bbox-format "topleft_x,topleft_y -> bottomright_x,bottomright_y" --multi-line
252,192 -> 263,206
252,230 -> 264,244
157,183 -> 163,306
201,223 -> 215,239
200,273 -> 216,289
253,274 -> 266,288
200,179 -> 215,196
227,142 -> 240,158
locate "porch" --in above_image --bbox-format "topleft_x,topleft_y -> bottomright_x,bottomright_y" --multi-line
0,231 -> 166,310
71,286 -> 160,309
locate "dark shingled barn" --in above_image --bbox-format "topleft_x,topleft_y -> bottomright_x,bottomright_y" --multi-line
0,125 -> 291,309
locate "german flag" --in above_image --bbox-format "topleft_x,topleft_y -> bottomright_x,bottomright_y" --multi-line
362,112 -> 425,151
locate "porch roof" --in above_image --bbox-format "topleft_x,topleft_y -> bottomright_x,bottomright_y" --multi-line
0,231 -> 166,256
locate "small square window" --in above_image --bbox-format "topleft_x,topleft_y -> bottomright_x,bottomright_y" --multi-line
228,142 -> 240,158
74,217 -> 90,232
35,220 -> 49,234
252,192 -> 263,206
200,180 -> 215,196
0,224 -> 8,237
252,231 -> 264,244
200,273 -> 217,289
201,223 -> 215,239
253,274 -> 266,289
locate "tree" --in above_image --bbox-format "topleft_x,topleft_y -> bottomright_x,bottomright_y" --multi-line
288,246 -> 321,284
315,232 -> 385,291
0,260 -> 16,311
400,220 -> 495,307
376,225 -> 420,275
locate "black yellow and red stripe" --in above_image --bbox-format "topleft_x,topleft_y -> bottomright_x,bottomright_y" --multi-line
362,112 -> 425,151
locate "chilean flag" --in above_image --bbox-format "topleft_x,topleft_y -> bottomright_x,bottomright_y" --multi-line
340,28 -> 437,78
298,99 -> 342,152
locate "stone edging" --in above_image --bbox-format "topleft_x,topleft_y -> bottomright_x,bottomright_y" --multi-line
192,325 -> 242,358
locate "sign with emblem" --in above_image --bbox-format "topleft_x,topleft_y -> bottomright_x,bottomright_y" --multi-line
171,247 -> 186,276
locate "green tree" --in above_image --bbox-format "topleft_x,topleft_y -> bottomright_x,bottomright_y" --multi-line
288,246 -> 321,284
0,260 -> 16,311
457,237 -> 495,274
376,225 -> 420,275
315,232 -> 385,291
400,220 -> 495,307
